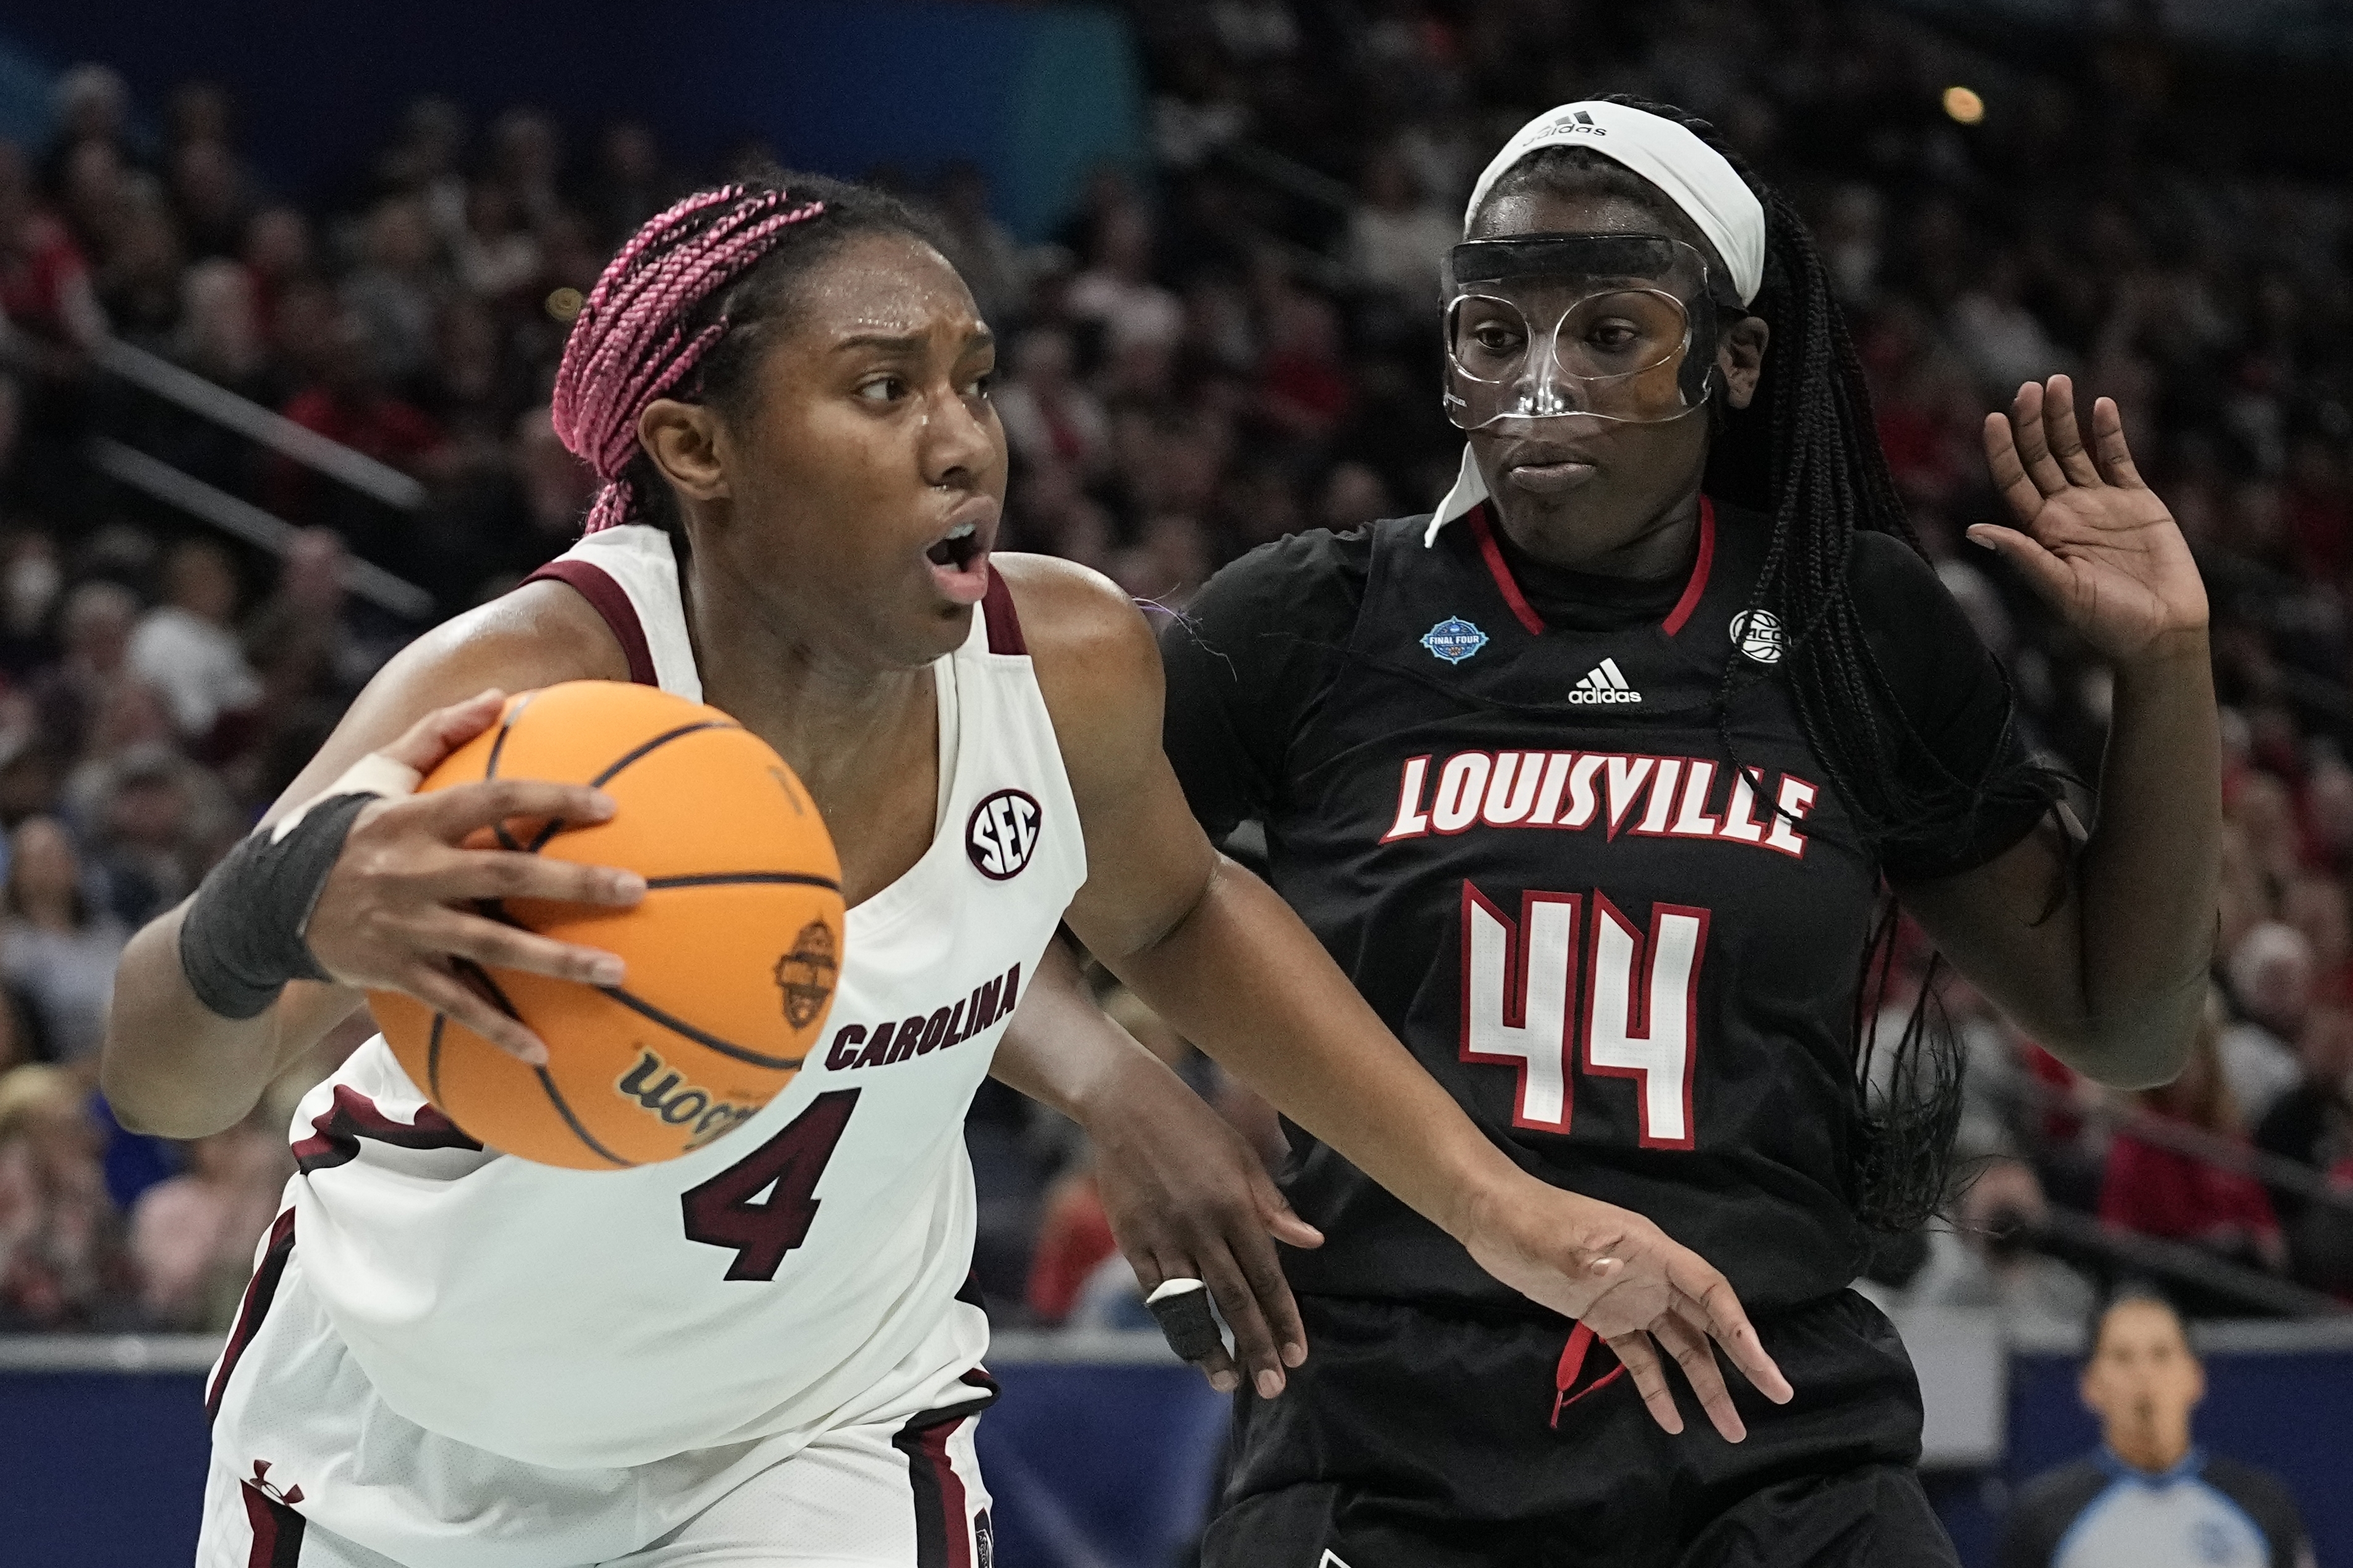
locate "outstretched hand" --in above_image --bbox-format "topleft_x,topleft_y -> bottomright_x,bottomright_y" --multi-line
1971,375 -> 2208,666
1087,1060 -> 1324,1398
1460,1181 -> 1791,1442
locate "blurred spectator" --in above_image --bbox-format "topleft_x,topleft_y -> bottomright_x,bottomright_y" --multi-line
171,256 -> 269,398
1026,1145 -> 1117,1325
129,537 -> 262,748
129,1113 -> 288,1330
0,1063 -> 132,1329
1899,1159 -> 2093,1341
2099,1006 -> 2287,1275
0,816 -> 131,1064
240,204 -> 314,345
85,743 -> 235,929
931,161 -> 1028,328
2220,921 -> 2313,1126
1346,146 -> 1455,305
2254,1005 -> 2353,1296
992,326 -> 1110,479
1254,285 -> 1353,444
341,196 -> 445,386
589,121 -> 677,244
1996,1292 -> 2312,1568
0,140 -> 107,365
1067,203 -> 1182,355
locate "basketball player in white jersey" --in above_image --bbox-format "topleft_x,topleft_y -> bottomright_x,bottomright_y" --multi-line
104,174 -> 1788,1568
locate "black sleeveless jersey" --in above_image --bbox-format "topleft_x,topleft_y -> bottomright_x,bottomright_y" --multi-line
1160,499 -> 2042,1313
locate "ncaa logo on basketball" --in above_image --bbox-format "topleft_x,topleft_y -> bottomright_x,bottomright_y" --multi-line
968,788 -> 1042,880
772,920 -> 839,1029
1730,609 -> 1785,664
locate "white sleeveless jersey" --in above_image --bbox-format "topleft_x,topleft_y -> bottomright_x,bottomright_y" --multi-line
214,525 -> 1086,1476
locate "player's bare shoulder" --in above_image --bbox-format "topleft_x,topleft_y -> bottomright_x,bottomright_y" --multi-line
397,576 -> 632,694
989,552 -> 1160,699
988,550 -> 1168,798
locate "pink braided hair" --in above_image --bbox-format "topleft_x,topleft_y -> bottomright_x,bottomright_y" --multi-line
551,183 -> 826,533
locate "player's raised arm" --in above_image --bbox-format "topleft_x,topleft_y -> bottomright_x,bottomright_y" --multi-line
1002,552 -> 1792,1443
101,589 -> 645,1139
1896,376 -> 2218,1089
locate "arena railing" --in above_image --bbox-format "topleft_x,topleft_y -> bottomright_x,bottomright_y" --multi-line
41,334 -> 442,620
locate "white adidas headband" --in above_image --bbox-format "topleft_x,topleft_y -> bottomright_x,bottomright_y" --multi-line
1431,101 -> 1767,539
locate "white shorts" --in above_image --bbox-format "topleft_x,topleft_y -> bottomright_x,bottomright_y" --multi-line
197,1401 -> 994,1568
200,1228 -> 997,1567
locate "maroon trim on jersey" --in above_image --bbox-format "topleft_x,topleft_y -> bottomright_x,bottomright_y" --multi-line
981,565 -> 1026,654
892,1370 -> 1000,1567
208,1208 -> 296,1423
1466,504 -> 1545,637
291,1084 -> 482,1176
240,1480 -> 306,1568
1662,494 -> 1717,637
525,558 -> 656,685
1465,495 -> 1720,639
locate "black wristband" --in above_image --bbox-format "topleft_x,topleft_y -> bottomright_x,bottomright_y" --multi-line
178,793 -> 378,1019
1144,1278 -> 1225,1364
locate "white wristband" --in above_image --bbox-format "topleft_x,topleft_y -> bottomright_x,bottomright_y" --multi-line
269,752 -> 425,844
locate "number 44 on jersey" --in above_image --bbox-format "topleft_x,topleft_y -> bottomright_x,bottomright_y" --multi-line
1460,882 -> 1709,1149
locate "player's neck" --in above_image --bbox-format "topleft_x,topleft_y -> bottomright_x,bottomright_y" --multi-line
2107,1423 -> 2192,1474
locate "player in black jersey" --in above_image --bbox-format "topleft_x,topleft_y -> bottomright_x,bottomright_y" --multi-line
1149,98 -> 2221,1567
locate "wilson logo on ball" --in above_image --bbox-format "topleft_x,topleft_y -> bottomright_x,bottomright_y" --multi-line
967,788 -> 1042,880
615,1048 -> 760,1149
772,920 -> 839,1029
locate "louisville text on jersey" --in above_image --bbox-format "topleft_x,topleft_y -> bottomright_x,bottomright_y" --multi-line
820,962 -> 1023,1072
1381,749 -> 1819,856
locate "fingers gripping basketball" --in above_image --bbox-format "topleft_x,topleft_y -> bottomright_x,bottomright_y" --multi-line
371,681 -> 847,1169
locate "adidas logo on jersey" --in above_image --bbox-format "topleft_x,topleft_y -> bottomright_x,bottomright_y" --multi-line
1567,658 -> 1641,704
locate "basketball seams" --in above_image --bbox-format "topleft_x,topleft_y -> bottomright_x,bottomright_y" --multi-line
641,872 -> 843,891
599,985 -> 806,1071
427,1013 -> 449,1105
531,1066 -> 636,1167
483,693 -> 534,851
588,720 -> 735,789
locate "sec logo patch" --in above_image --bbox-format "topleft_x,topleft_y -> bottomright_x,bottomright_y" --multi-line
968,789 -> 1042,880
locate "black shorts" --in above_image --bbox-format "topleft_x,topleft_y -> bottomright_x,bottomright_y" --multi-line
1201,1288 -> 1959,1568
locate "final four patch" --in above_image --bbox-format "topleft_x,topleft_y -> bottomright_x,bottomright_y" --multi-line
1421,616 -> 1489,664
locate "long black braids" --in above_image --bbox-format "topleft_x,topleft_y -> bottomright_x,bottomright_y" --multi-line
1484,96 -> 2064,1233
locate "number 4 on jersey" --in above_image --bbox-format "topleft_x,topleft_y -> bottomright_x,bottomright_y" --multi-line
681,1089 -> 860,1280
1460,883 -> 1708,1148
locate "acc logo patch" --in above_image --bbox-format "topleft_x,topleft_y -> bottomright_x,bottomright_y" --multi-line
772,920 -> 839,1029
1730,609 -> 1784,664
968,788 -> 1042,880
1421,616 -> 1489,665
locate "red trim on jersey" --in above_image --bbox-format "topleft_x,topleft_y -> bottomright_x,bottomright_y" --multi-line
240,1480 -> 306,1567
981,566 -> 1026,654
525,559 -> 656,685
1662,495 -> 1717,637
921,1418 -> 974,1568
208,1208 -> 295,1422
291,1084 -> 482,1175
1466,504 -> 1545,637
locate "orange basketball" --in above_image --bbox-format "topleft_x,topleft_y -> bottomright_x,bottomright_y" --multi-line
369,681 -> 845,1170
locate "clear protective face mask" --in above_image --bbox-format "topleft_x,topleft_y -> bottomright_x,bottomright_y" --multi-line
1441,232 -> 1738,434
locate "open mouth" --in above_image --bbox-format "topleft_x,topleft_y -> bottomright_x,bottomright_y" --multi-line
925,521 -> 982,573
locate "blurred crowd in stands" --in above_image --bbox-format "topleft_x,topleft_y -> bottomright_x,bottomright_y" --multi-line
1,0 -> 2350,1334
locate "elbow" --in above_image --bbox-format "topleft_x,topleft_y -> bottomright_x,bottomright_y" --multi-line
99,1044 -> 237,1140
2046,1006 -> 2199,1092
